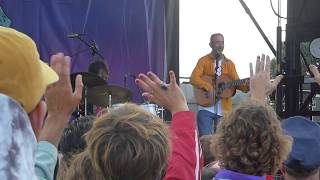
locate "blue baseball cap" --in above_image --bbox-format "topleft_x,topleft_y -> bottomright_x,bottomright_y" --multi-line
282,116 -> 320,170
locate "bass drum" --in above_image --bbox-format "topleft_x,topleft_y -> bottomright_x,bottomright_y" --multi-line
140,103 -> 158,116
110,103 -> 160,118
110,103 -> 125,110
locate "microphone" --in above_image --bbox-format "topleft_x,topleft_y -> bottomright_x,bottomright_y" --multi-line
66,33 -> 85,38
124,74 -> 127,88
128,73 -> 137,79
123,74 -> 136,88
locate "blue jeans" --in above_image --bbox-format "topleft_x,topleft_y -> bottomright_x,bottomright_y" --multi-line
197,110 -> 221,137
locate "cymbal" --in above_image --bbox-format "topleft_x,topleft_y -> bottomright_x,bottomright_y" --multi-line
70,72 -> 106,88
109,85 -> 133,103
84,85 -> 132,107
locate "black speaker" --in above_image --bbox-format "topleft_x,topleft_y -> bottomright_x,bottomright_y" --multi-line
287,0 -> 320,26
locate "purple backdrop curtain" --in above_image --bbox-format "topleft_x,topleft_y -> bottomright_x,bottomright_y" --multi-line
0,0 -> 166,103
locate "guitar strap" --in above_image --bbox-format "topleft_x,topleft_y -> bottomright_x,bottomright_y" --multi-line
213,54 -> 222,113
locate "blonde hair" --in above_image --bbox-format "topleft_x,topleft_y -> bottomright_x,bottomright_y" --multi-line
67,103 -> 171,180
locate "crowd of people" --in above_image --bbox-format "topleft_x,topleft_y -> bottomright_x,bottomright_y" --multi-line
1,26 -> 320,180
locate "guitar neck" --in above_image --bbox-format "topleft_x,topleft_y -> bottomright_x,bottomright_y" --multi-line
222,78 -> 250,89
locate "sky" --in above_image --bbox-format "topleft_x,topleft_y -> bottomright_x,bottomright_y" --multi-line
179,0 -> 287,80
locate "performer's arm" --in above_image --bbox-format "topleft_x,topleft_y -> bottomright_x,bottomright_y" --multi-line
190,60 -> 212,91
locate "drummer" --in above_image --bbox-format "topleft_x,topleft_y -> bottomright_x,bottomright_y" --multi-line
87,60 -> 109,115
88,60 -> 109,81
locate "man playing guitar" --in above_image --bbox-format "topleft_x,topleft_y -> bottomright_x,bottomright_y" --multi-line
190,33 -> 249,137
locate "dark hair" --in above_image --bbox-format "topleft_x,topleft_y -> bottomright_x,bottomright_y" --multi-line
85,103 -> 170,180
209,33 -> 224,49
285,165 -> 319,178
201,167 -> 219,180
212,99 -> 292,176
59,116 -> 95,166
200,135 -> 215,166
210,33 -> 224,41
88,60 -> 109,75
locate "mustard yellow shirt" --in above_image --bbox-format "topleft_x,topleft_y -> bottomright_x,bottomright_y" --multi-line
190,53 -> 249,114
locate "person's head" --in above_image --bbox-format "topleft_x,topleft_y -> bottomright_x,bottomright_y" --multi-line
88,60 -> 109,81
282,116 -> 320,180
0,27 -> 58,138
200,135 -> 215,166
201,167 -> 219,180
65,151 -> 105,180
59,115 -> 95,167
211,99 -> 292,176
209,33 -> 224,54
79,103 -> 170,180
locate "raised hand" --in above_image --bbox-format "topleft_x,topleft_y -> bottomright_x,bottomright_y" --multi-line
249,54 -> 283,101
44,53 -> 83,117
39,53 -> 83,146
135,71 -> 188,115
309,64 -> 320,85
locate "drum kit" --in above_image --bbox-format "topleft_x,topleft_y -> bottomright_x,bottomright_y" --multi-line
70,72 -> 164,119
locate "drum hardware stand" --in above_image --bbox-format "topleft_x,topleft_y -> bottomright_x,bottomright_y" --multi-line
76,104 -> 82,118
84,86 -> 88,116
108,94 -> 112,112
157,106 -> 165,120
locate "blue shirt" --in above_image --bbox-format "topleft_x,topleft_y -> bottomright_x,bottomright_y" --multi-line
35,141 -> 58,180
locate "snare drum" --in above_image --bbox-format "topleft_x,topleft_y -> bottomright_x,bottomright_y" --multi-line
111,103 -> 125,110
111,103 -> 158,116
140,103 -> 158,116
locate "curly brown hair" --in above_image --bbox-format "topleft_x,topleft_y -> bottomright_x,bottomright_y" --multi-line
211,99 -> 292,176
84,103 -> 170,180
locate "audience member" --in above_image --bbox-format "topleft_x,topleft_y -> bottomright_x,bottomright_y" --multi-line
282,116 -> 320,180
56,116 -> 95,180
310,64 -> 320,86
212,99 -> 292,179
59,116 -> 95,167
0,27 -> 83,180
136,71 -> 202,180
211,55 -> 291,180
200,135 -> 215,166
66,103 -> 171,180
249,54 -> 283,101
63,151 -> 104,180
66,71 -> 202,180
0,94 -> 39,179
200,135 -> 220,180
201,167 -> 219,180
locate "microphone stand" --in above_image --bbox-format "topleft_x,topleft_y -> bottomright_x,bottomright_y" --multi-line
74,35 -> 105,60
212,53 -> 221,104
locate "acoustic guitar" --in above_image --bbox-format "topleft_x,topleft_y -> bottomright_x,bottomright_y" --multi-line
193,74 -> 249,107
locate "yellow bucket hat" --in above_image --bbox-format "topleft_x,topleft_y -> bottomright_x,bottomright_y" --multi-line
0,27 -> 58,113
